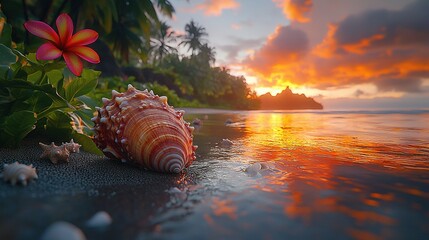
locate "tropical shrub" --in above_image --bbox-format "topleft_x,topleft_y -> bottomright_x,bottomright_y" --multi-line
0,11 -> 101,153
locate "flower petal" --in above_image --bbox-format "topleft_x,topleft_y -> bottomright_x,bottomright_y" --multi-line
56,13 -> 74,47
24,20 -> 60,45
63,52 -> 83,76
66,29 -> 98,48
69,46 -> 100,63
36,42 -> 62,60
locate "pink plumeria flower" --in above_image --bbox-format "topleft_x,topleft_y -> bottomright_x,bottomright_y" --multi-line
24,13 -> 100,76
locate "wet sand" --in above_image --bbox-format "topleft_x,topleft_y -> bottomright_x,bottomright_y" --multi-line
0,138 -> 191,240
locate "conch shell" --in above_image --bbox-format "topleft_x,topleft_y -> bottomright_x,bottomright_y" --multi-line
1,162 -> 38,186
92,85 -> 197,173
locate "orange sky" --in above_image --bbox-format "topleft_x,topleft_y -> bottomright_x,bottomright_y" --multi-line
170,0 -> 429,109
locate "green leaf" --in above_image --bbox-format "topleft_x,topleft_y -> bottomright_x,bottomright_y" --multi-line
0,110 -> 37,147
72,132 -> 103,155
0,65 -> 10,79
41,111 -> 74,141
46,69 -> 63,88
43,62 -> 66,72
63,69 -> 100,101
0,21 -> 12,47
30,92 -> 53,113
0,79 -> 72,118
0,44 -> 17,65
46,111 -> 72,129
27,71 -> 43,83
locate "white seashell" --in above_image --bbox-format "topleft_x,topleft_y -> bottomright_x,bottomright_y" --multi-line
41,221 -> 86,240
92,85 -> 197,173
62,139 -> 81,153
245,162 -> 262,176
166,187 -> 182,194
245,162 -> 276,177
220,139 -> 234,147
1,162 -> 38,186
86,211 -> 112,228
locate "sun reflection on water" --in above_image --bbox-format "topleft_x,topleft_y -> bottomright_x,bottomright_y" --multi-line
175,112 -> 429,239
192,112 -> 429,239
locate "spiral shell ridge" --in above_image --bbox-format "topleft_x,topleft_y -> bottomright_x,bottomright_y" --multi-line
92,85 -> 197,173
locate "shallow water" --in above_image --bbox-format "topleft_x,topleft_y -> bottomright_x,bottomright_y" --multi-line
2,110 -> 429,240
174,110 -> 429,240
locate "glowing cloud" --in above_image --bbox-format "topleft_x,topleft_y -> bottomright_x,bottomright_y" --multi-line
242,25 -> 309,90
192,0 -> 239,16
274,0 -> 313,23
242,0 -> 429,97
244,26 -> 309,75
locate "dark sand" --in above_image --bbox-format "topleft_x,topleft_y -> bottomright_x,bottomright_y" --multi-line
0,138 -> 196,240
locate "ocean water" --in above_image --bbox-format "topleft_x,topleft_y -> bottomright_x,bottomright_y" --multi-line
164,109 -> 429,240
1,109 -> 429,240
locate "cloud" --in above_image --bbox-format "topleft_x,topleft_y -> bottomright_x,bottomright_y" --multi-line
219,37 -> 265,61
231,23 -> 241,30
192,0 -> 239,16
375,78 -> 423,93
316,0 -> 429,56
274,0 -> 313,23
242,0 -> 429,95
354,89 -> 365,98
244,26 -> 309,76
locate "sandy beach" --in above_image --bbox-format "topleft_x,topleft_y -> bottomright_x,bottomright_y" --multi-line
0,137 -> 191,239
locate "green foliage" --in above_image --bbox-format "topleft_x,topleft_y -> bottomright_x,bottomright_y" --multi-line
72,132 -> 103,155
0,44 -> 16,65
157,53 -> 260,110
0,21 -> 101,149
0,110 -> 36,147
2,0 -> 175,63
143,82 -> 204,107
87,76 -> 204,108
179,20 -> 208,55
0,11 -> 12,47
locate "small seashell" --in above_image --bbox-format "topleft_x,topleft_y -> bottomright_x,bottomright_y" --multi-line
39,142 -> 70,164
192,118 -> 202,126
245,162 -> 262,176
86,211 -> 112,228
220,139 -> 234,147
245,162 -> 276,177
39,140 -> 81,164
166,187 -> 182,194
92,85 -> 197,173
41,221 -> 86,240
62,139 -> 81,153
1,162 -> 38,186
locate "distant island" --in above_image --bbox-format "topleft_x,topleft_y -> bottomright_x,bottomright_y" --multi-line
259,87 -> 323,110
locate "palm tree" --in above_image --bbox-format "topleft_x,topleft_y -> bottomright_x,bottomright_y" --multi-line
75,0 -> 176,63
150,21 -> 177,64
197,43 -> 216,65
179,20 -> 208,55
